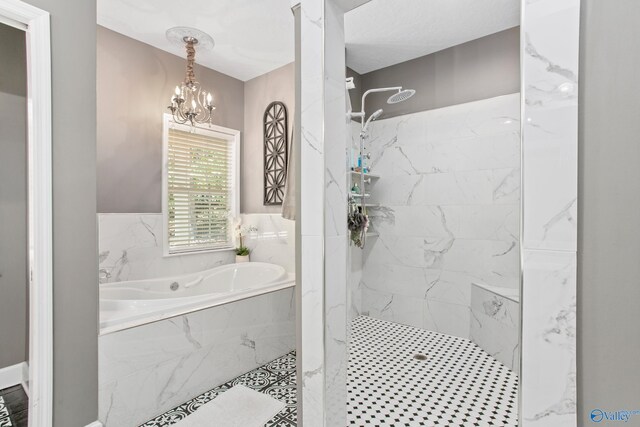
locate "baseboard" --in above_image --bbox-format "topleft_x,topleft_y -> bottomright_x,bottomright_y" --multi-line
20,362 -> 29,397
85,421 -> 104,427
0,362 -> 28,390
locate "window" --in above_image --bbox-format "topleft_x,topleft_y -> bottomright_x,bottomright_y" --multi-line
162,115 -> 240,255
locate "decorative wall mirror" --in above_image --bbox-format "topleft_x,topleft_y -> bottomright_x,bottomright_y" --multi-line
263,101 -> 288,205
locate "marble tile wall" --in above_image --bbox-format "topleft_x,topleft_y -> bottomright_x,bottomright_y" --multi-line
520,0 -> 579,425
323,1 -> 349,425
470,284 -> 520,372
299,0 -> 350,424
98,287 -> 296,427
98,213 -> 295,284
299,0 -> 328,424
348,121 -> 364,323
356,93 -> 521,340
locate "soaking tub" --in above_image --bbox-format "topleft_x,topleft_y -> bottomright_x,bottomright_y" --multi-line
100,262 -> 295,334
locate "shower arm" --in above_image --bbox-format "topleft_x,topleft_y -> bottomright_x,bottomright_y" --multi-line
359,86 -> 402,129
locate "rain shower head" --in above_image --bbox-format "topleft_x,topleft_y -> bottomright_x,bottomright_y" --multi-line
387,89 -> 416,104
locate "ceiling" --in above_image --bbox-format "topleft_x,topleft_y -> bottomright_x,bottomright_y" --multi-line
97,0 -> 295,82
345,0 -> 520,74
98,0 -> 519,81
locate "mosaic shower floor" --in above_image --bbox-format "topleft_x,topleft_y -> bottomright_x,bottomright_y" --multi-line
348,316 -> 519,426
141,316 -> 518,427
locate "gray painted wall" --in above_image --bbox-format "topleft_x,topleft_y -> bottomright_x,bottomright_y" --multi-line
346,67 -> 362,114
0,24 -> 28,370
20,0 -> 99,425
356,27 -> 520,119
97,26 -> 244,213
242,62 -> 294,213
578,0 -> 640,424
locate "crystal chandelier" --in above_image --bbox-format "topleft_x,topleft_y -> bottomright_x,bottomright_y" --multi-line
167,27 -> 216,126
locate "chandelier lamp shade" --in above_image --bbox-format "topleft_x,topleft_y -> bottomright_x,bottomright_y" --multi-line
166,27 -> 216,126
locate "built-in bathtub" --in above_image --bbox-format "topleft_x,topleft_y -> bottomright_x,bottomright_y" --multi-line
98,261 -> 296,427
100,262 -> 294,334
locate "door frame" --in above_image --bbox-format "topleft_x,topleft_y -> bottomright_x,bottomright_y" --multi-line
0,1 -> 52,426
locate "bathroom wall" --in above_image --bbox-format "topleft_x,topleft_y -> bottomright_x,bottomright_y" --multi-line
97,26 -> 245,213
243,62 -> 295,213
346,67 -> 362,115
348,119 -> 364,322
578,0 -> 640,424
358,27 -> 520,119
298,0 -> 350,424
99,287 -> 295,427
21,0 -> 100,425
470,284 -> 520,372
98,213 -> 295,283
98,27 -> 296,215
0,24 -> 28,370
519,0 -> 580,424
358,94 -> 520,339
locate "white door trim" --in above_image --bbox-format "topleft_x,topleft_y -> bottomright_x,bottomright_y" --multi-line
0,1 -> 52,426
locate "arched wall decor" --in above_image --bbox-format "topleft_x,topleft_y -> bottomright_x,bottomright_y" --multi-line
263,101 -> 289,205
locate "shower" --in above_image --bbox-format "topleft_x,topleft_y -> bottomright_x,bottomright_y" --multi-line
347,83 -> 416,248
348,86 -> 416,129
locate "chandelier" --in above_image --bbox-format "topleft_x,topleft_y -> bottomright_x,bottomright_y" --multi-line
167,27 -> 216,126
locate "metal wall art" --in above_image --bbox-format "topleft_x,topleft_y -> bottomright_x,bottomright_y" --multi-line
263,101 -> 289,205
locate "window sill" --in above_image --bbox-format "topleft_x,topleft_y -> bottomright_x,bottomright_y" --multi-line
163,246 -> 235,258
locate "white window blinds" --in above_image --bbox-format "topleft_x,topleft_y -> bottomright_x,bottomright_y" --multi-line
165,125 -> 237,254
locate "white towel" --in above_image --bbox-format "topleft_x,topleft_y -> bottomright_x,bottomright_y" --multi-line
171,385 -> 285,427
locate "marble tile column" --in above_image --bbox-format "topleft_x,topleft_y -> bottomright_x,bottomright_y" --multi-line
520,0 -> 580,425
299,0 -> 349,425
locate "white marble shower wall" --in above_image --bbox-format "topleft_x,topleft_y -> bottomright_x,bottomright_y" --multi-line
358,93 -> 521,340
520,0 -> 579,424
98,213 -> 295,283
470,283 -> 520,372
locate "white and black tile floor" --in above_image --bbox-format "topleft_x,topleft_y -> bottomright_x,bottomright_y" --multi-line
141,316 -> 518,426
139,351 -> 297,427
348,316 -> 519,426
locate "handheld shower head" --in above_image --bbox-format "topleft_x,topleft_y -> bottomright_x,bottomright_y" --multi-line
387,89 -> 416,104
363,109 -> 383,132
370,109 -> 383,121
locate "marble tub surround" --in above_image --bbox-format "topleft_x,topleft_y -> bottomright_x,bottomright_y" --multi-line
470,283 -> 520,372
98,213 -> 294,284
98,287 -> 295,427
358,93 -> 521,340
520,0 -> 579,425
98,213 -> 232,284
240,214 -> 295,273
